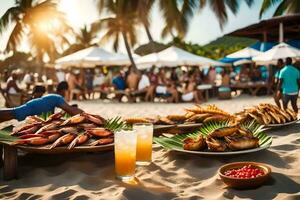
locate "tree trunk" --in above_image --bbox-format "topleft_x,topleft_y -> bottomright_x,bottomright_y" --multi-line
143,22 -> 153,42
122,31 -> 137,70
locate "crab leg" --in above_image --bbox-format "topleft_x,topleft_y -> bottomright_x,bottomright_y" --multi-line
89,138 -> 114,146
13,137 -> 50,146
85,128 -> 112,138
68,133 -> 89,149
50,133 -> 76,149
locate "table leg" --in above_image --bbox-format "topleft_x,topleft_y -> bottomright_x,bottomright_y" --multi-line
205,90 -> 209,102
0,144 -> 2,167
3,144 -> 18,180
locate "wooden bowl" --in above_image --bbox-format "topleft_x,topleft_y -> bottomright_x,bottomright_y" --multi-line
218,162 -> 271,189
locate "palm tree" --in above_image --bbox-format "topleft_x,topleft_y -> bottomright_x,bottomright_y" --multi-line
0,0 -> 71,62
158,0 -> 253,39
198,0 -> 254,29
137,0 -> 155,42
62,25 -> 97,56
93,0 -> 139,69
158,0 -> 197,39
259,0 -> 300,17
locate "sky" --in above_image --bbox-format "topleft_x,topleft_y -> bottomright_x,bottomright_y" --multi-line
0,0 -> 277,56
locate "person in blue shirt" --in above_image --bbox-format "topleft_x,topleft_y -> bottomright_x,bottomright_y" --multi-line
278,57 -> 300,113
112,72 -> 126,90
0,82 -> 83,123
273,59 -> 284,108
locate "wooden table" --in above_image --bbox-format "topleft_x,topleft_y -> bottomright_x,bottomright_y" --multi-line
197,84 -> 213,101
230,82 -> 269,96
0,141 -> 114,181
0,124 -> 202,181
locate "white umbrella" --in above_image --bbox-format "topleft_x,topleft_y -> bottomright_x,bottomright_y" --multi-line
253,43 -> 300,64
56,46 -> 135,68
233,59 -> 253,66
136,46 -> 226,69
227,47 -> 262,58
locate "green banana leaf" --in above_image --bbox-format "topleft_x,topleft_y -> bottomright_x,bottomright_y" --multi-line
0,126 -> 18,142
154,121 -> 272,152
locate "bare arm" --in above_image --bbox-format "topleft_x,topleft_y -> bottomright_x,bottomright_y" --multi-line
0,109 -> 15,123
277,79 -> 283,92
58,102 -> 84,116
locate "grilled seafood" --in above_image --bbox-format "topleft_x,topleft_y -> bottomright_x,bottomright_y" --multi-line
78,123 -> 98,129
81,113 -> 106,125
60,114 -> 86,126
12,122 -> 42,135
202,115 -> 230,123
19,134 -> 44,139
59,126 -> 78,134
183,135 -> 206,151
236,103 -> 298,125
9,111 -> 111,149
124,117 -> 152,124
35,121 -> 62,134
209,126 -> 239,138
45,111 -> 64,122
166,115 -> 186,123
13,137 -> 50,146
206,136 -> 227,152
186,113 -> 212,123
86,128 -> 112,137
89,138 -> 114,146
50,133 -> 77,149
25,116 -> 45,123
16,125 -> 41,135
68,133 -> 89,149
47,132 -> 62,143
225,135 -> 259,150
155,116 -> 175,125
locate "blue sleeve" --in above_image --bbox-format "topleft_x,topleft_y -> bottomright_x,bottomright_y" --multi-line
12,94 -> 65,121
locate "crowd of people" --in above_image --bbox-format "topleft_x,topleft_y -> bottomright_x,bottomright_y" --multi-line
1,60 -> 299,107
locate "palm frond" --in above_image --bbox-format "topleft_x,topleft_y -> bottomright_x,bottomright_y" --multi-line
0,6 -> 20,34
104,116 -> 128,131
5,21 -> 24,52
259,0 -> 282,18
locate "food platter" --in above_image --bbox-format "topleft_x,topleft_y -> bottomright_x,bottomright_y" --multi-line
236,103 -> 299,128
163,145 -> 271,156
0,113 -> 126,154
264,117 -> 300,128
154,121 -> 272,156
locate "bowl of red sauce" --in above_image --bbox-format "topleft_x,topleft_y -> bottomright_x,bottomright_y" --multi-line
219,162 -> 271,189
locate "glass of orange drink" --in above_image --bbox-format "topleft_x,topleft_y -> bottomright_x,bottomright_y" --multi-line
133,123 -> 153,166
114,129 -> 137,181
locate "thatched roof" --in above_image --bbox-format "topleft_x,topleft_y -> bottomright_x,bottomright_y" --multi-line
134,41 -> 168,56
227,14 -> 300,42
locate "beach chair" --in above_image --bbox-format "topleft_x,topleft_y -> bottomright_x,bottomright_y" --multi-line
218,87 -> 231,100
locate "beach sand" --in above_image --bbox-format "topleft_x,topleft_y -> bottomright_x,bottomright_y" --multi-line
1,95 -> 300,199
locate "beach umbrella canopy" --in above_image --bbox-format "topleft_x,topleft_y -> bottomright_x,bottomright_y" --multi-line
55,46 -> 134,68
253,43 -> 300,64
233,59 -> 254,66
136,46 -> 226,69
227,47 -> 262,59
